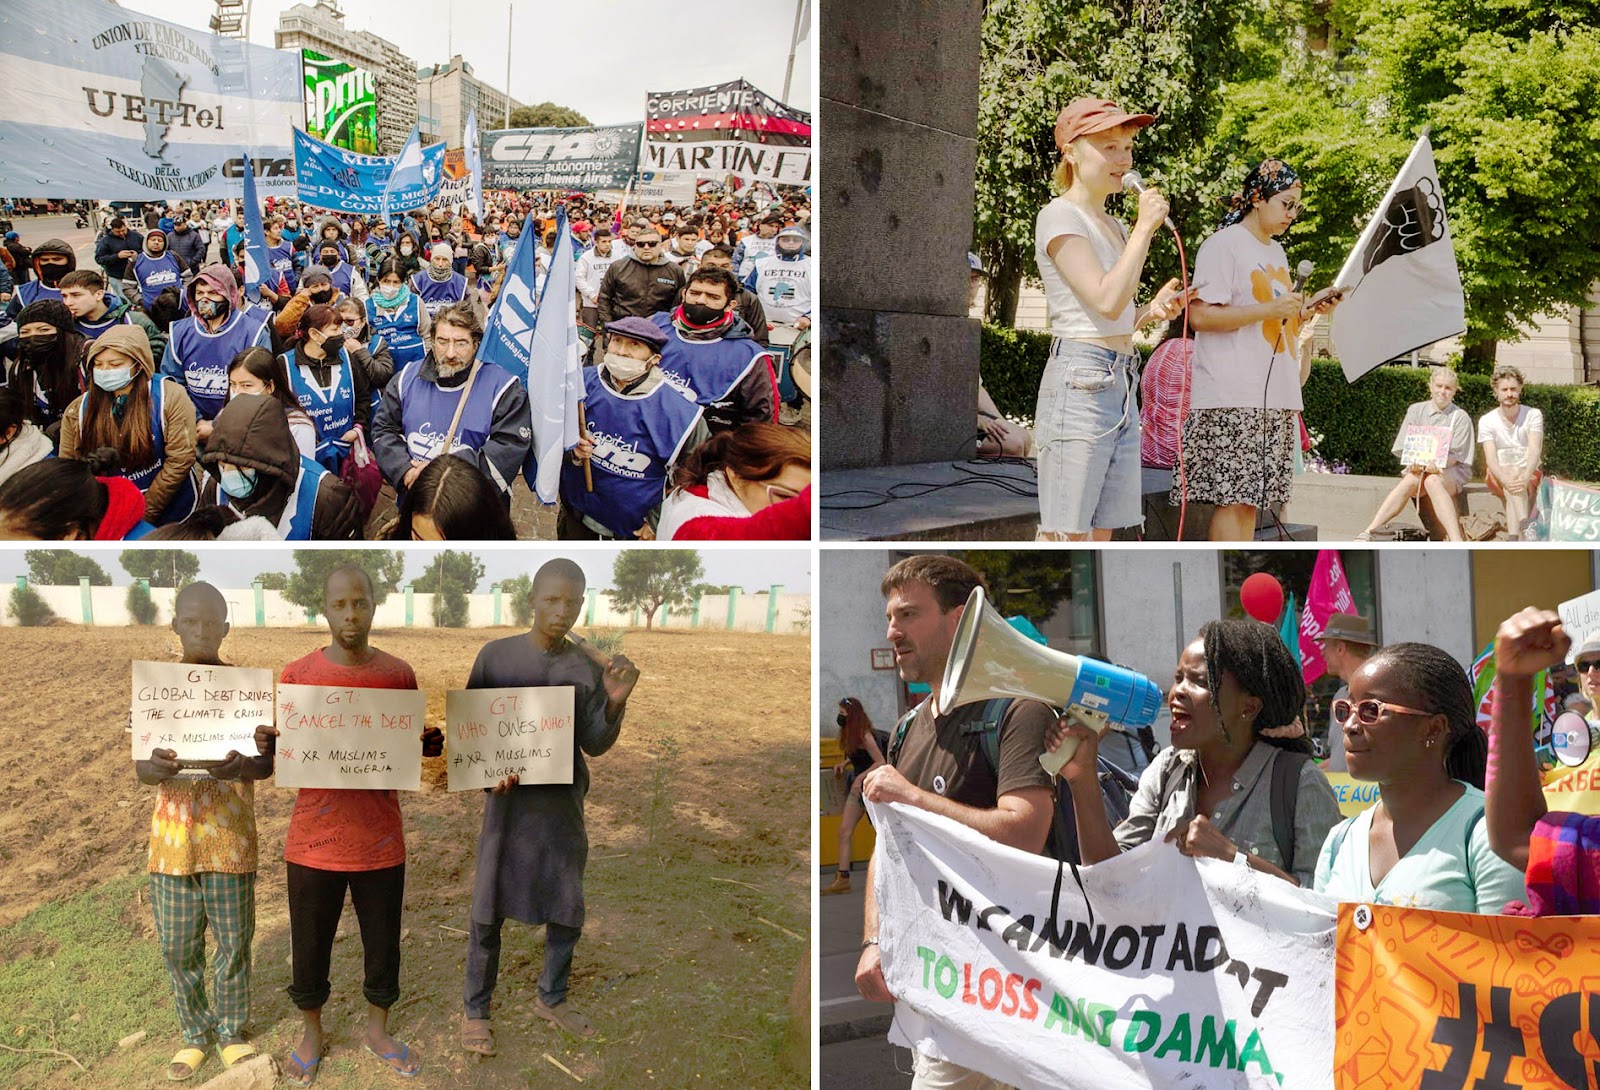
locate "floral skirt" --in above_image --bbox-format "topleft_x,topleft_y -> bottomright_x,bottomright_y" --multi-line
1170,407 -> 1296,508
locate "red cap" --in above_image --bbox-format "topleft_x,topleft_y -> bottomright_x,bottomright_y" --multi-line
1053,98 -> 1155,152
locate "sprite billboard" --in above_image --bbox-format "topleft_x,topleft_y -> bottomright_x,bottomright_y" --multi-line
303,49 -> 378,154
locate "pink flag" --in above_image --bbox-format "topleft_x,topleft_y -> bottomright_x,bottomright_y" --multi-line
1299,550 -> 1356,683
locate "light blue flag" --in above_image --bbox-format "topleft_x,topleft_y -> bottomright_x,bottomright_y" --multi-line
294,127 -> 444,215
1278,592 -> 1302,671
239,154 -> 273,301
463,110 -> 484,221
477,209 -> 580,503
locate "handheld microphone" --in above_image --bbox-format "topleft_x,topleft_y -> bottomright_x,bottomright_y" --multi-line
1120,171 -> 1175,232
1292,259 -> 1314,294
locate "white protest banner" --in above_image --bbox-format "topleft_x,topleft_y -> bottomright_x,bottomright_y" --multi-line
1398,424 -> 1451,470
131,660 -> 274,761
273,683 -> 426,791
870,801 -> 1336,1090
445,687 -> 575,791
1558,588 -> 1600,664
635,170 -> 696,205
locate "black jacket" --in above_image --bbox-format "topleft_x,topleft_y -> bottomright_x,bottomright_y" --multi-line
597,256 -> 686,325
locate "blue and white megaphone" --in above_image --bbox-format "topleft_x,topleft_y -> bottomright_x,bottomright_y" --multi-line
940,587 -> 1164,777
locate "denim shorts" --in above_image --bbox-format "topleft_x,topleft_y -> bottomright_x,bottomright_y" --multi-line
1034,339 -> 1143,534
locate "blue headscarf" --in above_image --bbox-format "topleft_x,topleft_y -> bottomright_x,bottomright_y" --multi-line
1221,159 -> 1301,228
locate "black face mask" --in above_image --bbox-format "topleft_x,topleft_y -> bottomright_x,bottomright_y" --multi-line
321,253 -> 339,268
37,262 -> 68,287
196,297 -> 229,320
311,290 -> 332,304
682,301 -> 726,326
836,714 -> 847,727
18,333 -> 58,360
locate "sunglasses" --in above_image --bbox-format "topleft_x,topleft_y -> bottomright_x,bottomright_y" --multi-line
1331,698 -> 1435,726
1576,659 -> 1600,674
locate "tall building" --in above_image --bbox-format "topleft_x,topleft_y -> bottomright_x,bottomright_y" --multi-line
416,55 -> 524,149
274,0 -> 417,155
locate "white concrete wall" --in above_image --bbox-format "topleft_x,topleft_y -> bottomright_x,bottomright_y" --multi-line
1374,550 -> 1476,667
1,582 -> 808,634
819,550 -> 902,740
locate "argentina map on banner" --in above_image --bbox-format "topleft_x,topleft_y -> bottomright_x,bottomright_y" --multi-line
1331,134 -> 1466,382
645,80 -> 811,186
0,0 -> 303,198
293,127 -> 445,214
870,801 -> 1337,1090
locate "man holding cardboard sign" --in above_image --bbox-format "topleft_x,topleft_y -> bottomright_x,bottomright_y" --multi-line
133,582 -> 273,1082
459,558 -> 640,1055
1358,367 -> 1472,541
255,564 -> 443,1085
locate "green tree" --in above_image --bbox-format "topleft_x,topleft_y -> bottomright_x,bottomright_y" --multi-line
24,550 -> 110,586
499,573 -> 536,626
957,551 -> 1088,625
126,582 -> 159,625
120,549 -> 200,589
256,572 -> 291,591
420,550 -> 485,628
1348,0 -> 1600,362
283,550 -> 404,612
9,584 -> 57,626
508,103 -> 592,129
974,0 -> 1256,323
606,550 -> 704,630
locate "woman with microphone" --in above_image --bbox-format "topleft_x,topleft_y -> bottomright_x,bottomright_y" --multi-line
1175,159 -> 1341,540
1033,98 -> 1189,541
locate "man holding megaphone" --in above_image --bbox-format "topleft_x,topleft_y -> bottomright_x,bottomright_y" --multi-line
854,556 -> 1058,1090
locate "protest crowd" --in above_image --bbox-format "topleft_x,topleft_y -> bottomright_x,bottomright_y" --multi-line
134,559 -> 639,1083
0,184 -> 812,542
842,553 -> 1600,1089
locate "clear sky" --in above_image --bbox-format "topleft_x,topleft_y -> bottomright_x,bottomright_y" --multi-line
0,545 -> 811,594
157,0 -> 816,125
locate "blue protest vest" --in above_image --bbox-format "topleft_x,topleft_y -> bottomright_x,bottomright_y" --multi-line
368,293 -> 426,368
15,280 -> 62,309
133,252 -> 184,310
164,306 -> 272,419
284,347 -> 356,471
78,375 -> 197,525
75,294 -> 131,343
651,312 -> 767,407
395,359 -> 517,469
559,367 -> 702,539
325,261 -> 356,297
266,243 -> 297,293
409,270 -> 466,317
222,455 -> 327,540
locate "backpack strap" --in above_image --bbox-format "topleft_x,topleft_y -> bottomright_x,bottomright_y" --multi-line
969,698 -> 1011,776
886,706 -> 919,766
1462,803 -> 1486,895
1269,748 -> 1310,872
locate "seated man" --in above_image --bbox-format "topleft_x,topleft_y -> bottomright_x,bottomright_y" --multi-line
1478,364 -> 1543,540
1358,367 -> 1472,541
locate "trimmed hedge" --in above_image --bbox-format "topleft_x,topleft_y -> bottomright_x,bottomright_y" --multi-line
977,322 -> 1600,481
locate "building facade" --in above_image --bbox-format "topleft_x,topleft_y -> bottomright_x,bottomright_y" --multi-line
275,0 -> 417,155
416,55 -> 523,150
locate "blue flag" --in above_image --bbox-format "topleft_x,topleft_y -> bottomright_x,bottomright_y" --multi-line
240,156 -> 274,300
463,110 -> 484,221
294,127 -> 444,215
477,209 -> 581,503
1278,592 -> 1302,671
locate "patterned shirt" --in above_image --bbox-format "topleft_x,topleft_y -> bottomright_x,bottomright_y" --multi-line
148,779 -> 258,876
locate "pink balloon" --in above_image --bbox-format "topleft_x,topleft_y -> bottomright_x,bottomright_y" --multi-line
1240,573 -> 1285,624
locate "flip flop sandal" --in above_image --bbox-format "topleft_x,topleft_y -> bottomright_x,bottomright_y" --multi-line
166,1047 -> 208,1082
217,1041 -> 258,1068
366,1040 -> 421,1079
282,1046 -> 325,1088
535,998 -> 596,1039
461,1017 -> 496,1057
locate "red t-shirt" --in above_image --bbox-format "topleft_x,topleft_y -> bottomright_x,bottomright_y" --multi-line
279,647 -> 418,872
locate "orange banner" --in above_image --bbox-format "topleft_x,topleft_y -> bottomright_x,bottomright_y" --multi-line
1335,902 -> 1600,1089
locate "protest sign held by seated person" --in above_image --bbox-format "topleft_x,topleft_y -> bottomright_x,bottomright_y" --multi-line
272,682 -> 426,791
445,686 -> 575,791
1398,423 -> 1452,471
130,660 -> 274,763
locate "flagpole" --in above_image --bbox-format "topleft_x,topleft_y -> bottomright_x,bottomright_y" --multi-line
782,0 -> 805,102
503,5 -> 514,128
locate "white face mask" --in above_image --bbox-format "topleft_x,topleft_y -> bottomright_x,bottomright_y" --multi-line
602,352 -> 650,384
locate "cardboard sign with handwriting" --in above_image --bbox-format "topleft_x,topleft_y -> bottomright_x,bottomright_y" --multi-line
273,683 -> 426,791
131,661 -> 275,761
445,686 -> 575,791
